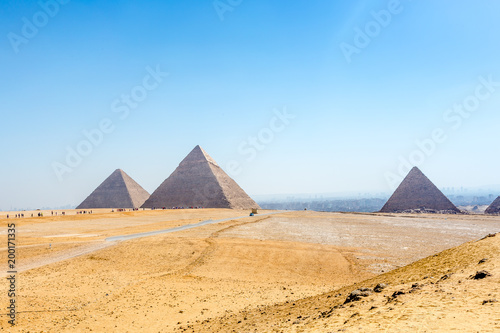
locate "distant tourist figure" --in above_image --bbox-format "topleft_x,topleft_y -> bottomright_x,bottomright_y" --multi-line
6,214 -> 9,218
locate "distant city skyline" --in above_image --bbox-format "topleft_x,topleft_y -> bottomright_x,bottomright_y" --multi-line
1,1 -> 500,211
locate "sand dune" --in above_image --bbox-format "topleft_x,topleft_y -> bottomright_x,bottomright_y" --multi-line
192,232 -> 500,332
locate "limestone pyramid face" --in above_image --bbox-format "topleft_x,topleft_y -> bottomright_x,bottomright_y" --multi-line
141,145 -> 260,209
485,196 -> 500,214
77,169 -> 150,209
380,167 -> 460,213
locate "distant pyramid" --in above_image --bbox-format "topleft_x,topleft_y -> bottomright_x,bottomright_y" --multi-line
141,145 -> 260,209
77,169 -> 150,209
485,196 -> 500,214
380,167 -> 460,213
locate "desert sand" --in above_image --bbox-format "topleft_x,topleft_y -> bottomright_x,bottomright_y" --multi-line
1,209 -> 499,332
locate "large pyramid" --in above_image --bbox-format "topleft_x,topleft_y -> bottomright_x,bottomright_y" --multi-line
485,196 -> 500,214
141,145 -> 260,209
380,167 -> 461,213
77,169 -> 150,209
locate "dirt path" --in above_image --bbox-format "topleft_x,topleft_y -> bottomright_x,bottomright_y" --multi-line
0,241 -> 116,278
105,211 -> 285,242
1,212 -> 284,277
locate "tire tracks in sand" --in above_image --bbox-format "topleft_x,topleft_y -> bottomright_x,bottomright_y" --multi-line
0,241 -> 116,278
33,215 -> 275,322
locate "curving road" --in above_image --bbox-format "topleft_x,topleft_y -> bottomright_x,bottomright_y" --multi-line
2,211 -> 286,277
105,211 -> 285,242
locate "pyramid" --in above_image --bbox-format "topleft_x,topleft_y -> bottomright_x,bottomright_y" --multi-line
485,196 -> 500,214
380,167 -> 461,213
77,169 -> 150,209
141,145 -> 260,209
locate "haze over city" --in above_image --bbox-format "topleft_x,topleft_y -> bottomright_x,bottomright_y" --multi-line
2,0 -> 500,210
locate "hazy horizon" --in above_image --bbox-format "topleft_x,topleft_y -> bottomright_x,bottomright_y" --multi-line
2,1 -> 500,211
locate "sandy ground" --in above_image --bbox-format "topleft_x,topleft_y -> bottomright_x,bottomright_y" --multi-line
222,211 -> 500,273
194,233 -> 500,333
0,209 -> 499,332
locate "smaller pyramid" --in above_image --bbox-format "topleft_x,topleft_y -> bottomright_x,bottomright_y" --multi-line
380,167 -> 461,213
141,145 -> 260,209
485,197 -> 500,215
77,169 -> 150,209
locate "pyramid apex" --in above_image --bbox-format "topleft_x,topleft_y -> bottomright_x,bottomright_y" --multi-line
180,145 -> 219,166
408,166 -> 422,173
407,166 -> 424,177
113,169 -> 129,179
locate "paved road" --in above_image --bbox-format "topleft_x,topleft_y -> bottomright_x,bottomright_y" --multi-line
105,211 -> 285,242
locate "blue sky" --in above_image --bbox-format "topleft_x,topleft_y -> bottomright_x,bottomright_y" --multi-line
1,0 -> 500,210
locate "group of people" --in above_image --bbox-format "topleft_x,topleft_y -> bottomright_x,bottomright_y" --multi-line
8,212 -> 42,218
6,211 -> 67,218
76,210 -> 92,214
171,206 -> 204,209
114,208 -> 141,212
2,206 -> 216,218
150,206 -> 204,210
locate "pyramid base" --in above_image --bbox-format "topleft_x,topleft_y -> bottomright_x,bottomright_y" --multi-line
381,208 -> 463,214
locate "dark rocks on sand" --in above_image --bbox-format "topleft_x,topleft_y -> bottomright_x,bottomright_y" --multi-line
344,288 -> 373,304
471,270 -> 492,280
374,283 -> 388,293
